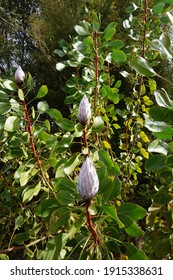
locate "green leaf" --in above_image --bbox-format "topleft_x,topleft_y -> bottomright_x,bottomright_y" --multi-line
3,80 -> 17,91
100,177 -> 120,203
92,116 -> 104,132
123,242 -> 147,260
74,25 -> 89,36
0,90 -> 9,101
149,106 -> 173,122
56,62 -> 67,71
56,118 -> 75,131
47,108 -> 62,120
18,88 -> 24,101
13,233 -> 29,245
153,127 -> 173,140
155,239 -> 171,258
117,203 -> 147,221
52,177 -> 77,194
98,150 -> 120,175
153,190 -> 172,204
150,39 -> 172,59
64,153 -> 80,175
106,40 -> 124,50
152,3 -> 164,14
130,56 -> 156,77
4,116 -> 20,132
102,205 -> 124,228
145,115 -> 168,132
148,139 -> 168,155
118,214 -> 143,236
44,214 -> 84,259
15,215 -> 23,230
154,90 -> 173,108
37,101 -> 49,113
145,154 -> 167,171
19,171 -> 30,187
103,27 -> 116,41
98,149 -> 113,167
36,85 -> 48,99
56,190 -> 74,206
35,199 -> 59,218
22,182 -> 41,203
112,50 -> 127,63
54,49 -> 66,57
44,233 -> 68,260
0,102 -> 11,114
0,254 -> 9,260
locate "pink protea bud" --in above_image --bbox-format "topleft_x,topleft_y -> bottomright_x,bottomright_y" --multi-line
77,156 -> 99,201
78,94 -> 91,126
14,66 -> 25,84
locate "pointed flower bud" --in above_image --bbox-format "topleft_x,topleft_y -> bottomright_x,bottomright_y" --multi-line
77,156 -> 99,201
14,66 -> 25,85
78,94 -> 91,126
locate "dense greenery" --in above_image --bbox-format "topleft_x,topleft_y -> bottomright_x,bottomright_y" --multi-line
0,0 -> 173,260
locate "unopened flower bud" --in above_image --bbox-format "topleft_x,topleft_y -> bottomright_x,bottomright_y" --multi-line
14,66 -> 25,85
78,95 -> 91,126
77,156 -> 99,201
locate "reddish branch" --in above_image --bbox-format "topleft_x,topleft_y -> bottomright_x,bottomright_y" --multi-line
86,201 -> 99,245
94,31 -> 99,116
22,95 -> 55,196
138,0 -> 148,99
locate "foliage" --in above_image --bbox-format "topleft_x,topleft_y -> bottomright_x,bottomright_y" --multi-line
0,0 -> 173,260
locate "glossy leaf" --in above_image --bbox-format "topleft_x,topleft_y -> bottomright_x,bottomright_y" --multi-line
22,183 -> 41,203
117,203 -> 146,221
112,50 -> 127,63
74,25 -> 89,36
64,153 -> 80,175
4,116 -> 20,132
55,118 -> 75,131
0,102 -> 11,114
103,27 -> 116,41
148,139 -> 168,155
118,214 -> 143,236
145,154 -> 167,171
154,90 -> 173,108
123,242 -> 147,260
35,199 -> 59,218
149,106 -> 173,122
145,115 -> 168,132
130,56 -> 156,77
36,85 -> 48,99
102,205 -> 124,228
37,101 -> 49,113
153,127 -> 173,140
150,39 -> 172,59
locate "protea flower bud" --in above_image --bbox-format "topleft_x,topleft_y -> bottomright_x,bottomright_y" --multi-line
77,156 -> 99,201
78,94 -> 91,126
14,66 -> 25,85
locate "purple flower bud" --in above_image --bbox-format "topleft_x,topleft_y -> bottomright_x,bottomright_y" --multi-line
77,156 -> 99,201
78,95 -> 91,126
14,66 -> 25,84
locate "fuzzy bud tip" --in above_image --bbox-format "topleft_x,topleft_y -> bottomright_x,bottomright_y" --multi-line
14,66 -> 25,85
78,95 -> 91,126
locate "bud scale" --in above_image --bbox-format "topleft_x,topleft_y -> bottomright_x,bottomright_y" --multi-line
78,95 -> 91,126
77,156 -> 99,201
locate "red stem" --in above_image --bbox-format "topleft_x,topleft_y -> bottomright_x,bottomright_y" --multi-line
22,100 -> 41,169
86,201 -> 99,244
94,31 -> 99,116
